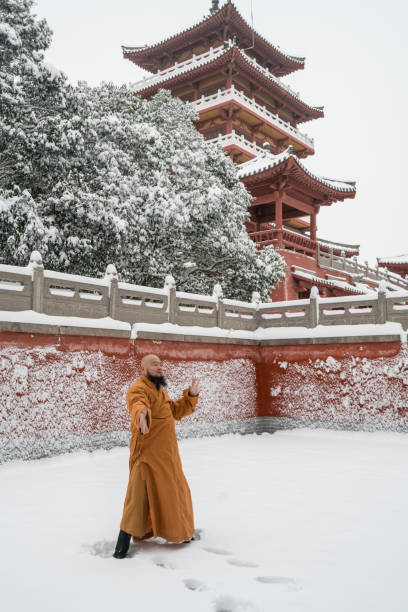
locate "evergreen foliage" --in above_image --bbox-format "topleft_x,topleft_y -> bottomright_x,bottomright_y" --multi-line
0,0 -> 285,300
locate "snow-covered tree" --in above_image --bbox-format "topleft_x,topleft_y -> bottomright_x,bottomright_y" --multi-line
0,2 -> 285,301
0,0 -> 66,190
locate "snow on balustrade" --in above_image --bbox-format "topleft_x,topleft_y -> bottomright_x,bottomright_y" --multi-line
1,256 -> 408,334
131,44 -> 322,114
207,129 -> 265,157
317,246 -> 408,291
194,85 -> 314,149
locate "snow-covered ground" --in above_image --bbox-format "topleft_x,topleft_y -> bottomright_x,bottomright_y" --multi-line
1,429 -> 408,612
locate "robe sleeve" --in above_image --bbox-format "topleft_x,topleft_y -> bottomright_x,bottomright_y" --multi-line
170,388 -> 199,421
126,385 -> 152,433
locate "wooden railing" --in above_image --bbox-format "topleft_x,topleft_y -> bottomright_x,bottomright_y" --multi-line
249,227 -> 317,256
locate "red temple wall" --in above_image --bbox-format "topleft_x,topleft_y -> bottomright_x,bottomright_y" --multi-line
1,332 -> 407,462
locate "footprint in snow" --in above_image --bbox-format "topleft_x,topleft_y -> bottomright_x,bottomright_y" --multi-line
183,578 -> 208,592
202,546 -> 232,556
227,559 -> 259,568
256,575 -> 294,584
153,556 -> 176,569
82,540 -> 117,559
213,594 -> 260,612
193,528 -> 203,541
83,540 -> 139,559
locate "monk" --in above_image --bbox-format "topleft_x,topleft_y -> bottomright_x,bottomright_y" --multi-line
113,354 -> 200,558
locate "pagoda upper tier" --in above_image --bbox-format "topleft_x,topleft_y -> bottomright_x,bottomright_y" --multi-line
130,44 -> 323,125
122,1 -> 305,77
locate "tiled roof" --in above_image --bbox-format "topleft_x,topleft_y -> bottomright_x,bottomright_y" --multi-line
122,2 -> 305,76
291,266 -> 368,295
131,44 -> 323,116
237,147 -> 356,193
377,254 -> 408,265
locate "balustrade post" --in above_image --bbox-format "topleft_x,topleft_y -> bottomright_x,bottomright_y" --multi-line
105,264 -> 119,319
164,274 -> 176,324
377,280 -> 387,324
341,250 -> 346,270
309,285 -> 320,328
213,283 -> 224,328
329,247 -> 334,268
251,291 -> 261,330
28,251 -> 44,313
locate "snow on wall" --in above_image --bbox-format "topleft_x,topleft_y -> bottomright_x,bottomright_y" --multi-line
264,346 -> 408,431
2,333 -> 408,463
0,341 -> 256,463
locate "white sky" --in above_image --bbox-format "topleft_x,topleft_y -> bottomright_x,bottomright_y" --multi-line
34,0 -> 408,265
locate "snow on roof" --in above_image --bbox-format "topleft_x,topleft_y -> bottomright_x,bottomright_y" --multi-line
237,148 -> 356,193
317,237 -> 360,253
131,44 -> 322,114
378,254 -> 408,265
291,266 -> 369,295
122,2 -> 305,73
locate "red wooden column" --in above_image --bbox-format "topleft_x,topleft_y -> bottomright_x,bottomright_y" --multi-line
226,104 -> 233,134
193,82 -> 200,101
226,65 -> 233,89
275,194 -> 284,249
310,211 -> 317,242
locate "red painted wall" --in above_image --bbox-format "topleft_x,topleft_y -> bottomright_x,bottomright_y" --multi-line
0,333 -> 258,454
258,342 -> 408,426
1,332 -> 407,462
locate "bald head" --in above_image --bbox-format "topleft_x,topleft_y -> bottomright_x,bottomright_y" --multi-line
141,354 -> 163,377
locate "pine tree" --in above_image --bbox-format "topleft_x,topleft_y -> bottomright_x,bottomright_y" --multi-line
0,2 -> 285,301
0,0 -> 66,190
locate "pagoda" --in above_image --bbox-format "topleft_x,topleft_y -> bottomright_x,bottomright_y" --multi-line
122,0 -> 381,300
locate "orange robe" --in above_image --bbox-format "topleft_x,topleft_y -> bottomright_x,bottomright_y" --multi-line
120,375 -> 199,543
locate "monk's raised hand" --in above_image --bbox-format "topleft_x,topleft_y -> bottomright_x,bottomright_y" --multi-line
139,410 -> 149,435
189,377 -> 200,396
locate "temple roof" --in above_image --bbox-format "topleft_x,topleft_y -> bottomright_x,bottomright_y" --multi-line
377,254 -> 408,265
122,1 -> 305,77
291,266 -> 368,295
131,44 -> 323,122
237,146 -> 356,197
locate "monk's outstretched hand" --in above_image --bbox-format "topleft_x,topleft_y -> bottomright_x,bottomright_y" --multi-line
139,409 -> 149,435
189,377 -> 200,396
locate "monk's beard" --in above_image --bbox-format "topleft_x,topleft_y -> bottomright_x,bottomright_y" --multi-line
147,372 -> 167,390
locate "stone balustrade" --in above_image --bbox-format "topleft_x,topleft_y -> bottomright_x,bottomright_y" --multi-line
317,245 -> 408,291
1,252 -> 408,333
207,129 -> 265,157
194,85 -> 314,150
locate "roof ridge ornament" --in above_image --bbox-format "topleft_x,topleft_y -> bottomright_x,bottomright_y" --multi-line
209,0 -> 220,15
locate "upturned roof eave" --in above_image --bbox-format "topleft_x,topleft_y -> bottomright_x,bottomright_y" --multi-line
122,2 -> 305,76
132,46 -> 323,121
237,152 -> 356,199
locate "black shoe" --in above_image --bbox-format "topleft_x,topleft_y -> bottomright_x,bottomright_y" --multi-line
182,536 -> 195,544
112,529 -> 131,559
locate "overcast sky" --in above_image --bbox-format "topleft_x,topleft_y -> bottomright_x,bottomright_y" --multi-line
35,0 -> 407,265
